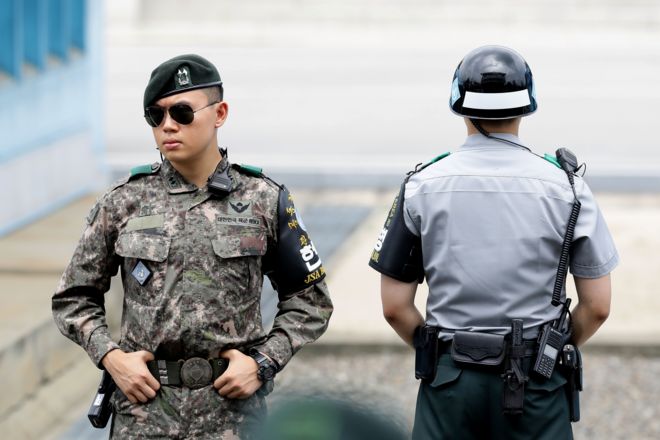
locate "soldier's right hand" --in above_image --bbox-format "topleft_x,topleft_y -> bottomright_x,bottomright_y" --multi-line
101,349 -> 160,404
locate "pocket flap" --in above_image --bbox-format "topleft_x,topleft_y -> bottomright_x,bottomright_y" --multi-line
115,232 -> 170,262
430,357 -> 463,388
451,331 -> 506,366
125,214 -> 164,232
212,233 -> 267,258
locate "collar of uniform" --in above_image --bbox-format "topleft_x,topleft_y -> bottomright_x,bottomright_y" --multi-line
160,160 -> 199,194
461,133 -> 528,150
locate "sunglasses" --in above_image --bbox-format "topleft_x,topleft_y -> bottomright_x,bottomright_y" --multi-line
144,101 -> 219,127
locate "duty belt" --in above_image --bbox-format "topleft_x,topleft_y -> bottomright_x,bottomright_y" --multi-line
437,339 -> 539,358
147,357 -> 228,389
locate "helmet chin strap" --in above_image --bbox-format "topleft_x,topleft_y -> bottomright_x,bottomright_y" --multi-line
470,118 -> 492,137
470,118 -> 537,156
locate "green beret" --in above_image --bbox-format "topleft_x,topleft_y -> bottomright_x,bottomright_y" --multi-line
143,54 -> 223,108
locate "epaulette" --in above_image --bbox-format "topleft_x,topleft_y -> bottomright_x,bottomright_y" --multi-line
543,153 -> 561,169
111,162 -> 160,191
232,163 -> 284,189
405,152 -> 451,182
232,163 -> 263,177
130,162 -> 161,178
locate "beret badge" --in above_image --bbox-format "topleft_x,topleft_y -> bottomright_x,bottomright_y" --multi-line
175,67 -> 191,88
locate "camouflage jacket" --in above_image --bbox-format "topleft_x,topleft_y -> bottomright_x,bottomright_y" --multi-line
52,158 -> 333,369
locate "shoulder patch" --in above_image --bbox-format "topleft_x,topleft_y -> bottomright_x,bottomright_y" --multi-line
233,163 -> 263,177
130,162 -> 160,178
543,153 -> 561,169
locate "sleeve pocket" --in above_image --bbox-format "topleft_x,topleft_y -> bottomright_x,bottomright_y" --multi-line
115,232 -> 170,262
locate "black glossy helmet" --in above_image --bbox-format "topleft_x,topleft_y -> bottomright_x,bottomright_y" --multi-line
449,45 -> 537,119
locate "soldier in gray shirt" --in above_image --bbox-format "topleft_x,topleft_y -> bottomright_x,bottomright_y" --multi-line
369,46 -> 617,439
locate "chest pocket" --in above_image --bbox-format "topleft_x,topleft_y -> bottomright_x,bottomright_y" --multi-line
115,232 -> 171,262
211,232 -> 267,258
212,231 -> 267,303
115,231 -> 171,305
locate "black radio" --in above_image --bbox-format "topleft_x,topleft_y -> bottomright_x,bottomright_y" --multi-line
533,298 -> 571,379
88,370 -> 116,428
208,149 -> 233,197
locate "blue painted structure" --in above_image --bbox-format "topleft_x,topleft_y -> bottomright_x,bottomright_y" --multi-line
0,0 -> 103,236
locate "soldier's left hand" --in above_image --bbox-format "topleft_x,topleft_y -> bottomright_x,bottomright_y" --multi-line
214,349 -> 262,399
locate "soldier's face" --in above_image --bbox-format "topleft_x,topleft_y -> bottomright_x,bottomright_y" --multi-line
151,89 -> 228,165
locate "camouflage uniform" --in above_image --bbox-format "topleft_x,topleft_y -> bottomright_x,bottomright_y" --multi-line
52,157 -> 333,439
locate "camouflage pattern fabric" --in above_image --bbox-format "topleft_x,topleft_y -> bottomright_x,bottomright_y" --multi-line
52,158 -> 333,438
111,385 -> 266,439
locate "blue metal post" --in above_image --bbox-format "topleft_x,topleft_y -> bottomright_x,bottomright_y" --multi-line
48,0 -> 71,61
71,0 -> 85,50
23,0 -> 48,70
0,0 -> 22,78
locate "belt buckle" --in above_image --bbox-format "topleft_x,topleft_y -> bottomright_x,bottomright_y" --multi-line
180,357 -> 213,389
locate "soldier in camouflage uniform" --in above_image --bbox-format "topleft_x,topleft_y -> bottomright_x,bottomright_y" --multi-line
52,54 -> 333,439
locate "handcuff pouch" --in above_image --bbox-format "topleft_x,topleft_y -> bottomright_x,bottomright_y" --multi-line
451,331 -> 506,368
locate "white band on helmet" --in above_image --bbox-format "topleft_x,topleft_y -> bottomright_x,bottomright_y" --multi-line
463,90 -> 531,110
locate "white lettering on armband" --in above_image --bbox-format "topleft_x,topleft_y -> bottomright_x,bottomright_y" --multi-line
374,227 -> 388,252
300,243 -> 322,271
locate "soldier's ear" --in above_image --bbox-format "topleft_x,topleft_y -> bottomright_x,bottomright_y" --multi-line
215,102 -> 229,128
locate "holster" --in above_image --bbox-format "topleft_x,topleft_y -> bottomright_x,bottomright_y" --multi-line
501,319 -> 528,415
413,325 -> 440,382
561,344 -> 583,422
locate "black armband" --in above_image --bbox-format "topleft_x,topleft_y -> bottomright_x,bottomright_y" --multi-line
265,187 -> 326,294
368,183 -> 424,283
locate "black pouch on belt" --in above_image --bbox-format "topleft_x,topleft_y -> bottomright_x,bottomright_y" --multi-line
413,325 -> 440,381
450,331 -> 506,368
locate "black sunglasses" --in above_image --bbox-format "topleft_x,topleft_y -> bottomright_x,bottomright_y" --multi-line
144,101 -> 219,127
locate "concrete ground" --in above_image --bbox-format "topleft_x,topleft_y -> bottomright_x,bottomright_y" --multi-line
0,187 -> 658,439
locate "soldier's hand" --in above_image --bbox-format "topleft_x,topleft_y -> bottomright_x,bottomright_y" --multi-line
214,349 -> 262,399
101,349 -> 160,404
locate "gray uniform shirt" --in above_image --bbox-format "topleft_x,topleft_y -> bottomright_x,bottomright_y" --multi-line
404,133 -> 619,338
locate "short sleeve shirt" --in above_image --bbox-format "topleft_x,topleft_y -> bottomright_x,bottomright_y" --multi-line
403,133 -> 619,338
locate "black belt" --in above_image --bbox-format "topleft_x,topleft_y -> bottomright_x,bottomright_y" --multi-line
147,357 -> 228,389
437,339 -> 538,357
